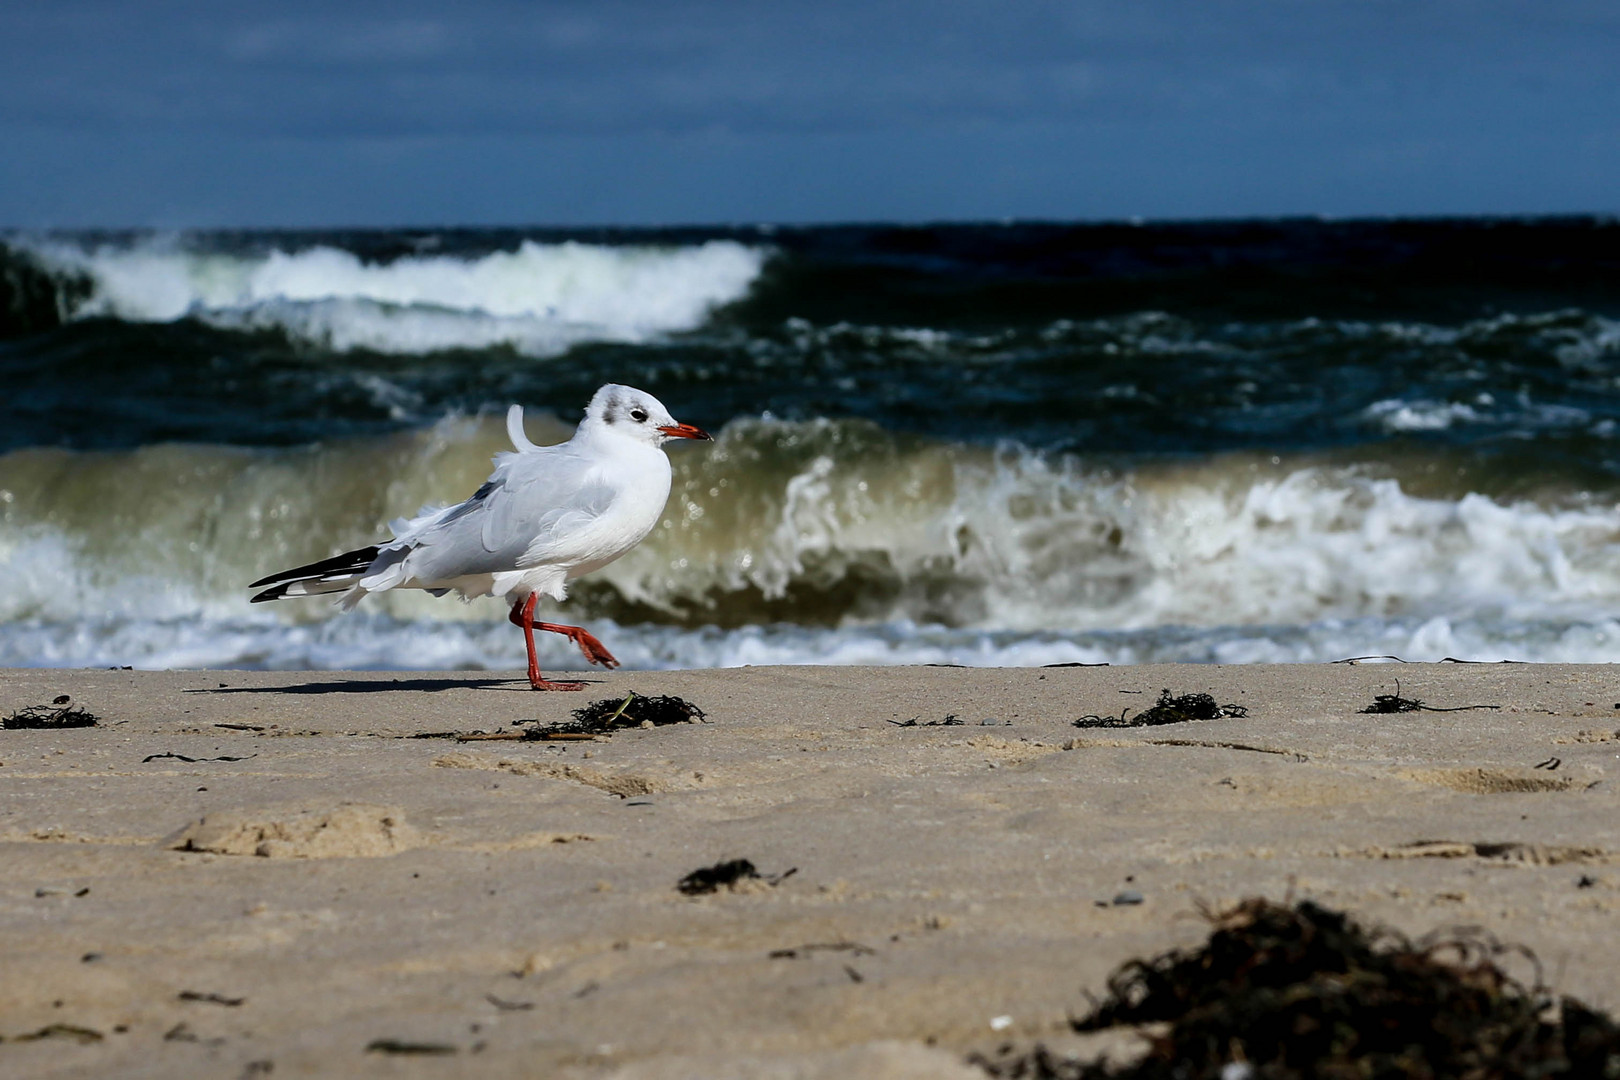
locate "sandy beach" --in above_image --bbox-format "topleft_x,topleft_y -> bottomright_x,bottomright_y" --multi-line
3,661 -> 1619,1078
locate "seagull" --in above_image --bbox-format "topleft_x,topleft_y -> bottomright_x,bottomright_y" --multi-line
249,384 -> 712,690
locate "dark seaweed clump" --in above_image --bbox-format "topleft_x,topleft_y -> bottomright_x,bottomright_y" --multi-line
970,898 -> 1620,1079
1075,690 -> 1247,729
677,858 -> 797,896
3,702 -> 100,729
522,692 -> 707,739
677,858 -> 763,896
365,1039 -> 458,1056
1360,682 -> 1501,714
888,714 -> 968,727
1362,692 -> 1426,713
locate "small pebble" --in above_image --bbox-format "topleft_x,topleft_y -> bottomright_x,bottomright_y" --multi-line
989,1015 -> 1013,1031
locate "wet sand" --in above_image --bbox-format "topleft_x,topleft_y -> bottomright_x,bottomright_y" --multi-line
3,663 -> 1619,1078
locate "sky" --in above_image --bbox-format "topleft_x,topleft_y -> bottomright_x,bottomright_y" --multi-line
2,1 -> 1617,228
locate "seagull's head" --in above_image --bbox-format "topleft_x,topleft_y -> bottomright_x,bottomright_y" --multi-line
585,384 -> 713,446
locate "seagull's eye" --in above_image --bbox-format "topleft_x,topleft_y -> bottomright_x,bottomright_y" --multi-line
629,408 -> 648,423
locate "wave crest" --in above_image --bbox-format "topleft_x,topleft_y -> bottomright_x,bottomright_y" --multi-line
14,236 -> 767,355
584,426 -> 1620,632
6,418 -> 1619,646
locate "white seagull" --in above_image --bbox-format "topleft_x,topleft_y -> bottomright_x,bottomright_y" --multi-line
249,384 -> 712,690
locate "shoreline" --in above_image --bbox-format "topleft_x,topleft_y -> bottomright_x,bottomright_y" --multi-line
3,663 -> 1619,1077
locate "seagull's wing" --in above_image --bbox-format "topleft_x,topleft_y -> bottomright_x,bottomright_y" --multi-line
391,444 -> 618,586
482,447 -> 618,565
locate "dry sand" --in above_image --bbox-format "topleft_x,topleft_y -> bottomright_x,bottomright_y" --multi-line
3,662 -> 1620,1078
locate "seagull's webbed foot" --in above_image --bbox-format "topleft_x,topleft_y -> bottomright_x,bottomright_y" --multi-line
535,622 -> 620,669
529,675 -> 586,692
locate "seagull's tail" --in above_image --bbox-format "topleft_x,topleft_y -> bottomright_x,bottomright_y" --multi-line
507,403 -> 538,452
249,545 -> 381,604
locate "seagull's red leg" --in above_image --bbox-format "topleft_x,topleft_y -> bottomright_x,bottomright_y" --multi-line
533,622 -> 620,669
508,594 -> 585,691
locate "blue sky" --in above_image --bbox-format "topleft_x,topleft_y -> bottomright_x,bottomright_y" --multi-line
3,1 -> 1616,227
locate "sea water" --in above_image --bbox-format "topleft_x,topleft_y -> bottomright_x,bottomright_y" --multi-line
4,218 -> 1620,670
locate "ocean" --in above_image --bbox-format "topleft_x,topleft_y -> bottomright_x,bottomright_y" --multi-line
4,217 -> 1620,672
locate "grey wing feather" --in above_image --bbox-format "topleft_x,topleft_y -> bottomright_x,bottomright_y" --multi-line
481,450 -> 617,564
399,446 -> 615,582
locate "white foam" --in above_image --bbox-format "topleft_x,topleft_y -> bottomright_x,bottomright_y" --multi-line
583,431 -> 1620,639
1362,399 -> 1482,432
5,612 -> 1620,672
10,425 -> 1620,669
22,237 -> 767,355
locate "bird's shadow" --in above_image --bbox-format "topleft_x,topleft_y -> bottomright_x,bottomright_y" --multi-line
188,676 -> 606,696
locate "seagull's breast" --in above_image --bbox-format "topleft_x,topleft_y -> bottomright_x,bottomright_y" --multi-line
524,441 -> 674,578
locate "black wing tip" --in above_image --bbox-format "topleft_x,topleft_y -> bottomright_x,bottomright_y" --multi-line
249,545 -> 382,591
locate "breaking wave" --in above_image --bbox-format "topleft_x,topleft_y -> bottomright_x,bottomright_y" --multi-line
5,414 -> 1620,668
9,235 -> 767,355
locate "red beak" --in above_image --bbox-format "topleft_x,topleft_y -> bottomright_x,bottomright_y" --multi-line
657,422 -> 713,441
